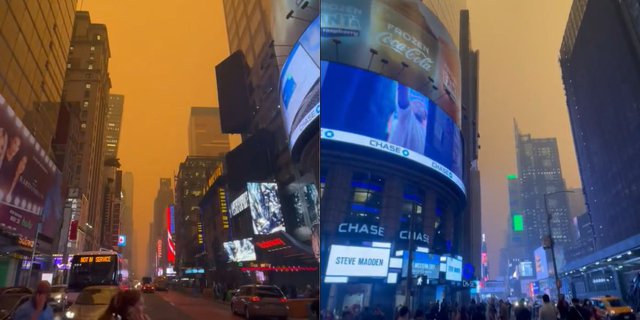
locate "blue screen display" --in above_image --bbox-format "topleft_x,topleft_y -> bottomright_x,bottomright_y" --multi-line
402,252 -> 440,279
320,61 -> 463,191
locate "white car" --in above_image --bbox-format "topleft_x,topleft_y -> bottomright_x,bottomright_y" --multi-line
64,286 -> 119,320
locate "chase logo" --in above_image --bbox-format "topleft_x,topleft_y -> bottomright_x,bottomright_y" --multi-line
315,104 -> 320,114
402,149 -> 410,157
324,130 -> 335,138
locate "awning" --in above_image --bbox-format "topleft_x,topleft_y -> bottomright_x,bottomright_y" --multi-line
253,231 -> 318,265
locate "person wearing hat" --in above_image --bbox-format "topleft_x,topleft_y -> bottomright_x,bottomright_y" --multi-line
14,281 -> 54,320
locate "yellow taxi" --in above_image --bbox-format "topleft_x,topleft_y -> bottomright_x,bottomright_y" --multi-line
590,296 -> 635,320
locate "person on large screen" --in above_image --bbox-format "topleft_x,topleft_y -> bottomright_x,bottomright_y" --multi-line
0,135 -> 25,201
387,84 -> 427,153
0,127 -> 8,170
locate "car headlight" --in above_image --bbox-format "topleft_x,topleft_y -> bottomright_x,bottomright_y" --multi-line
65,310 -> 75,319
610,311 -> 617,315
54,294 -> 63,301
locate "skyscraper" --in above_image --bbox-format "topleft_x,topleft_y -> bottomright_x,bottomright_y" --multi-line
188,107 -> 229,157
105,94 -> 124,159
60,11 -> 112,251
514,121 -> 572,253
560,0 -> 640,252
120,172 -> 134,272
0,0 -> 78,154
152,178 -> 173,274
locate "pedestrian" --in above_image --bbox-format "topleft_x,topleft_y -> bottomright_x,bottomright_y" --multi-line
415,309 -> 427,320
395,306 -> 410,320
100,290 -> 150,320
13,281 -> 54,320
515,299 -> 532,320
487,299 -> 498,320
500,300 -> 510,320
539,294 -> 558,320
558,295 -> 570,320
372,305 -> 386,320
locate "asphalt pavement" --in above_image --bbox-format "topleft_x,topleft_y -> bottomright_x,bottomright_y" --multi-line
145,290 -> 239,320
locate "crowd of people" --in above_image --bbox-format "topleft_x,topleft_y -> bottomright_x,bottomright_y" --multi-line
321,294 -> 605,320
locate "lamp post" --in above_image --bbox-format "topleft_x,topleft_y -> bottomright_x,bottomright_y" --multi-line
543,190 -> 574,299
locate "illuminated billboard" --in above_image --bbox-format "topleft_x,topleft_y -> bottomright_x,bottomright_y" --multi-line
167,230 -> 175,264
321,62 -> 464,192
325,245 -> 390,278
223,238 -> 256,262
321,0 -> 461,126
280,16 -> 320,151
117,235 -> 126,247
445,257 -> 463,281
247,183 -> 285,235
534,246 -> 549,280
513,214 -> 524,232
402,251 -> 440,279
0,98 -> 61,240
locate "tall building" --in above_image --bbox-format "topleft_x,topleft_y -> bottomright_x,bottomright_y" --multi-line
423,0 -> 467,47
120,172 -> 134,273
560,0 -> 640,252
0,0 -> 78,154
152,178 -> 173,274
513,121 -> 572,253
174,156 -> 220,274
60,11 -> 112,251
104,94 -> 124,159
188,107 -> 229,157
459,8 -> 482,284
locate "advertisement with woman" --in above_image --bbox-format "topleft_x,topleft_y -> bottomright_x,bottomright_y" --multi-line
321,61 -> 463,183
0,97 -> 61,240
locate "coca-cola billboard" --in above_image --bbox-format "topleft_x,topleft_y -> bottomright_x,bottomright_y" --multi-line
321,0 -> 461,126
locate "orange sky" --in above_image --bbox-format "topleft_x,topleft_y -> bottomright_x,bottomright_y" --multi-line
79,0 -> 582,279
467,0 -> 580,278
79,0 -> 233,277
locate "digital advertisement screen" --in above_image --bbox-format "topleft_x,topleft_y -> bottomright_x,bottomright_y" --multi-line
247,183 -> 285,235
167,230 -> 175,264
402,251 -> 440,279
535,247 -> 549,280
325,245 -> 390,278
321,0 -> 461,126
223,238 -> 256,262
445,257 -> 463,281
519,261 -> 534,278
0,98 -> 61,240
280,16 -> 320,150
290,182 -> 320,233
321,62 -> 464,192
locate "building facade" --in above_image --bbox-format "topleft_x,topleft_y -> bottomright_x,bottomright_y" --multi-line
152,178 -> 173,275
104,94 -> 123,159
60,11 -> 112,251
188,107 -> 229,157
120,172 -> 134,273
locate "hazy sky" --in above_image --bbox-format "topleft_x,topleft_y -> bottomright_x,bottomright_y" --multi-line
79,0 -> 582,279
79,0 -> 231,277
466,0 -> 581,278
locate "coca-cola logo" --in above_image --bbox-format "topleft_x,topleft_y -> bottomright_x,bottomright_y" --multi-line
376,32 -> 434,72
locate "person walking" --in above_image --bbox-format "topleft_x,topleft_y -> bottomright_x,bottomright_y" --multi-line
13,281 -> 54,320
557,295 -> 570,320
539,295 -> 558,320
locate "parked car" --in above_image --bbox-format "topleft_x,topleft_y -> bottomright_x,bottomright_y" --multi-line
64,285 -> 119,319
591,296 -> 636,320
0,287 -> 32,295
142,283 -> 155,294
231,284 -> 289,320
0,293 -> 31,320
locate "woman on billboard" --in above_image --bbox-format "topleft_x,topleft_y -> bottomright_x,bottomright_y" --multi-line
387,84 -> 427,154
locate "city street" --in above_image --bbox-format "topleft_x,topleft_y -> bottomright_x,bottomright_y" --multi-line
144,291 -> 234,320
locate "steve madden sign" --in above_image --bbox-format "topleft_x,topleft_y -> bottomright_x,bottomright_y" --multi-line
338,223 -> 384,237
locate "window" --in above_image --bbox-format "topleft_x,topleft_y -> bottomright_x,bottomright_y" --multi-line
96,35 -> 101,40
83,101 -> 89,108
85,83 -> 91,89
67,63 -> 71,69
81,123 -> 86,129
88,64 -> 93,70
90,46 -> 95,51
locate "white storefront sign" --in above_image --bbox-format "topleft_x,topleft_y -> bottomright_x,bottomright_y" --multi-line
326,245 -> 390,277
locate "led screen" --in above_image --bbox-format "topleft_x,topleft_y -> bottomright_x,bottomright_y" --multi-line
445,257 -> 462,281
513,214 -> 523,232
519,261 -> 534,278
321,62 -> 463,192
325,245 -> 390,277
280,16 -> 320,150
0,98 -> 61,240
402,251 -> 440,279
321,0 -> 461,126
247,183 -> 285,235
223,238 -> 256,262
534,247 -> 549,280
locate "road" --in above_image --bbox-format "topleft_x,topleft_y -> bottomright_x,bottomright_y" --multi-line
144,290 -> 238,320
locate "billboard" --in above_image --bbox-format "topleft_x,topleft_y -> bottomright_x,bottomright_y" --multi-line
321,0 -> 461,126
321,62 -> 463,192
534,247 -> 549,280
325,245 -> 390,278
0,98 -> 61,240
223,238 -> 256,262
247,183 -> 285,235
117,235 -> 126,247
168,205 -> 175,234
167,230 -> 175,264
519,261 -> 534,278
280,16 -> 320,151
230,191 -> 249,217
402,251 -> 440,279
445,257 -> 463,281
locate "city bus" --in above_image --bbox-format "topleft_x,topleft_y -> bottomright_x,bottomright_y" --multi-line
66,251 -> 129,303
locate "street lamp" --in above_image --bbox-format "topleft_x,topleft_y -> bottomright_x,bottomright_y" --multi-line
543,190 -> 575,299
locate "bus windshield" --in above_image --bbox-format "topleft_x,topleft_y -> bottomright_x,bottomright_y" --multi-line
68,254 -> 118,291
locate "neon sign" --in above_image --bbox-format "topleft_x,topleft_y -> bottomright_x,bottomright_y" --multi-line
79,256 -> 112,263
256,238 -> 286,249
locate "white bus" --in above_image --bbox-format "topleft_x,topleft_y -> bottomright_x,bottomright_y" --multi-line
66,251 -> 129,303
